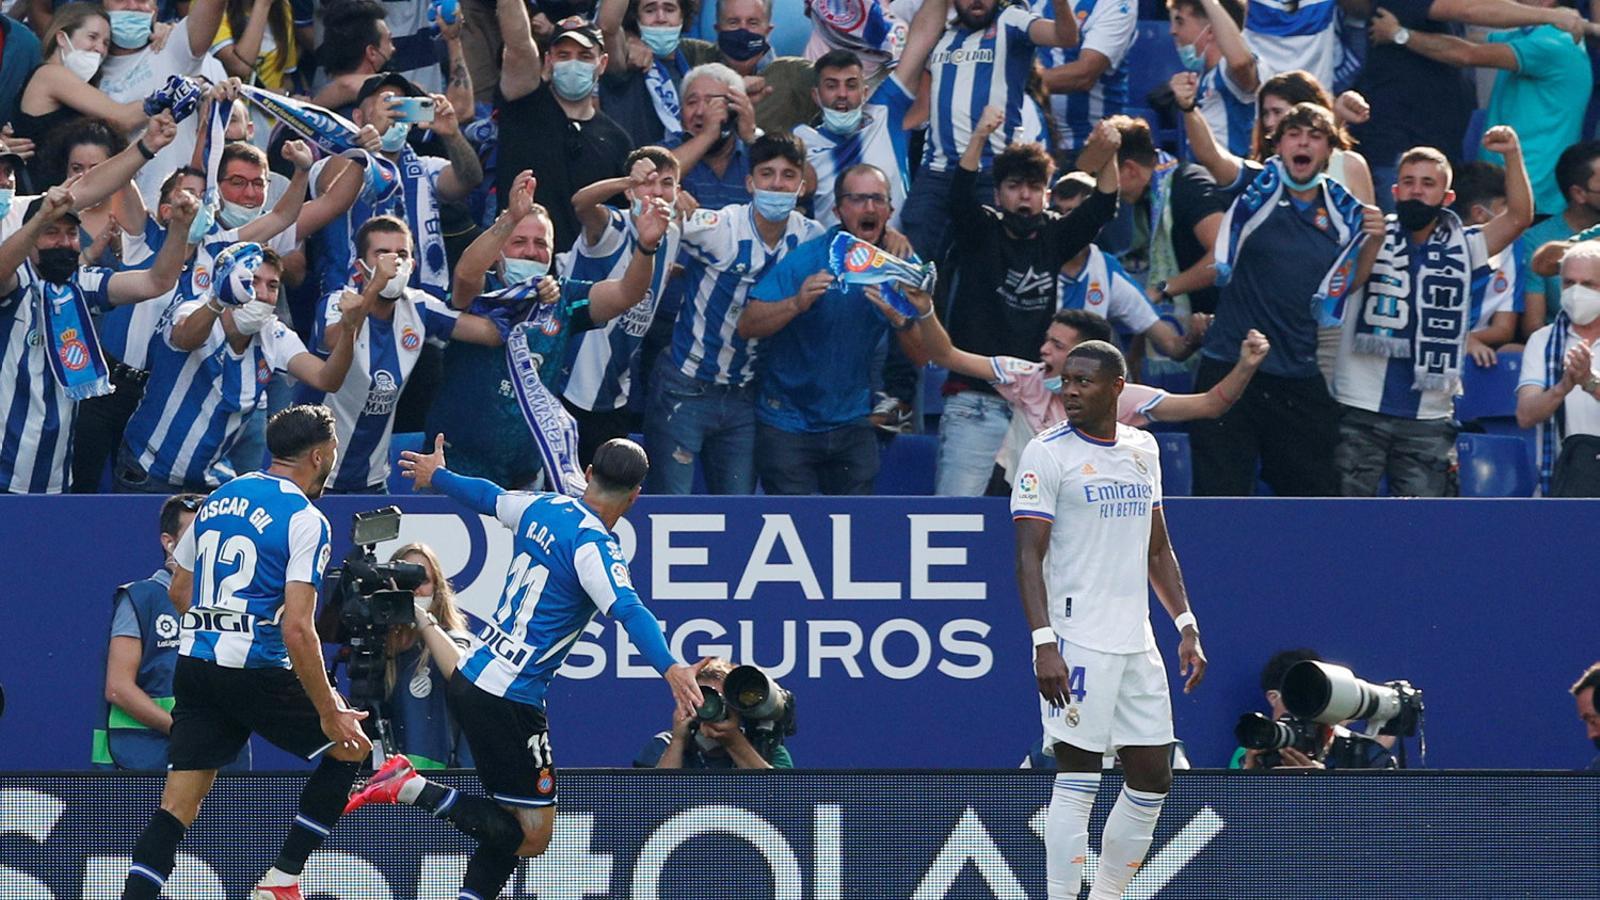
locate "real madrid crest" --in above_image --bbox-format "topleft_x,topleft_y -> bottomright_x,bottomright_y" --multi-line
1066,707 -> 1080,727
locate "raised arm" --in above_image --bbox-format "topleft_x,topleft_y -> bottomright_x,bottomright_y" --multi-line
1149,329 -> 1268,420
598,0 -> 634,69
238,141 -> 312,244
33,67 -> 149,134
1198,0 -> 1259,93
439,14 -> 476,124
1428,0 -> 1589,38
1173,74 -> 1242,185
452,169 -> 536,309
401,434 -> 504,514
1029,0 -> 1080,48
213,0 -> 274,78
293,150 -> 363,236
107,190 -> 199,304
286,290 -> 370,391
0,187 -> 71,295
498,0 -> 543,101
588,199 -> 671,323
894,0 -> 948,91
424,94 -> 485,201
1479,126 -> 1534,258
1369,7 -> 1522,68
186,0 -> 231,59
895,284 -> 1000,381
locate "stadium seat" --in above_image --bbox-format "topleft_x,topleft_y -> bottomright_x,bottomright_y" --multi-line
1462,108 -> 1488,162
1456,355 -> 1522,423
1456,432 -> 1536,497
1155,432 -> 1192,497
1128,22 -> 1181,108
388,432 -> 425,494
876,434 -> 938,495
921,363 -> 948,422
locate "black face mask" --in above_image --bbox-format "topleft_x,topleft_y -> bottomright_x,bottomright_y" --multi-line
1395,198 -> 1444,232
1002,210 -> 1044,235
36,247 -> 79,283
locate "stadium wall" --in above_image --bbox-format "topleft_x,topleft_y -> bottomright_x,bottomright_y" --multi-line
0,497 -> 1593,771
2,771 -> 1596,898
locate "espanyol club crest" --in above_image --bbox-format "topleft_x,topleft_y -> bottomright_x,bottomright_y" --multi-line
844,241 -> 883,273
537,768 -> 555,796
58,328 -> 90,371
1327,260 -> 1353,297
1086,283 -> 1104,308
815,0 -> 865,30
194,267 -> 211,291
400,327 -> 421,351
1492,270 -> 1509,294
256,357 -> 271,385
540,316 -> 562,337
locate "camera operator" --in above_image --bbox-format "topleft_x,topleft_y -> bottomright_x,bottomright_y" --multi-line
381,543 -> 475,769
634,658 -> 794,769
1232,648 -> 1395,770
1569,662 -> 1600,770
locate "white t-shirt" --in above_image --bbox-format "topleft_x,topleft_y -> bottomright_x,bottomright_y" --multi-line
1520,324 -> 1600,440
98,20 -> 229,204
1010,421 -> 1163,655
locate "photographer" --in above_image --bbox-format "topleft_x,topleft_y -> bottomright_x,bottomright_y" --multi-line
635,658 -> 794,769
381,543 -> 475,769
1232,648 -> 1394,770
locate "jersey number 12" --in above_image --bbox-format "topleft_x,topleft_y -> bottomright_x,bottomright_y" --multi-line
195,530 -> 258,612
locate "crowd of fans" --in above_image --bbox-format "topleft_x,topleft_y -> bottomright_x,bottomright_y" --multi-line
0,0 -> 1596,499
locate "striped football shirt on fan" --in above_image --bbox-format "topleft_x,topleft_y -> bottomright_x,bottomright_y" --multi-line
794,74 -> 917,229
1031,0 -> 1136,152
923,4 -> 1045,173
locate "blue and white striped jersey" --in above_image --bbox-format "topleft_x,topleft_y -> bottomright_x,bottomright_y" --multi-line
301,288 -> 459,491
1245,0 -> 1340,91
1197,60 -> 1258,159
560,209 -> 682,412
924,5 -> 1043,173
0,264 -> 113,493
309,154 -> 452,301
668,205 -> 825,386
173,471 -> 332,669
1032,0 -> 1136,151
1058,246 -> 1161,336
794,75 -> 917,229
458,492 -> 640,707
122,303 -> 309,488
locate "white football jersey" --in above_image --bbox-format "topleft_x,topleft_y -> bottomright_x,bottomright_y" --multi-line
1011,421 -> 1162,654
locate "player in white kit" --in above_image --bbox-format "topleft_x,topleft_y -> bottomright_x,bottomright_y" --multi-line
1010,340 -> 1208,900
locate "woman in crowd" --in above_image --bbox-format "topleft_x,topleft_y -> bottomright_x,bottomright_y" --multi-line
383,543 -> 475,768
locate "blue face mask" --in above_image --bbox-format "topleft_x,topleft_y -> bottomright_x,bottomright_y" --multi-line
380,121 -> 411,153
186,199 -> 215,243
639,24 -> 681,58
502,255 -> 550,285
752,188 -> 796,222
0,189 -> 15,220
821,105 -> 863,135
108,10 -> 153,50
718,27 -> 768,62
1283,170 -> 1325,192
551,59 -> 599,102
1177,42 -> 1204,72
1043,374 -> 1063,393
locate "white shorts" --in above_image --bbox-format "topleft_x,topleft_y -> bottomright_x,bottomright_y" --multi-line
1040,638 -> 1174,754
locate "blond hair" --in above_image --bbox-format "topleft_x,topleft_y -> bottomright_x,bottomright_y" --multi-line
384,543 -> 466,693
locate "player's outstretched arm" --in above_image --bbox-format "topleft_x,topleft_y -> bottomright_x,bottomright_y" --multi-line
579,541 -> 706,717
283,581 -> 372,754
400,434 -> 505,517
1148,506 -> 1206,693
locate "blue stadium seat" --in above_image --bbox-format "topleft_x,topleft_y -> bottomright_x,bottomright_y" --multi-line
876,434 -> 938,495
1456,355 -> 1522,423
1456,432 -> 1536,497
388,432 -> 425,494
921,363 -> 948,422
1128,22 -> 1181,108
1155,432 -> 1192,497
1462,108 -> 1488,162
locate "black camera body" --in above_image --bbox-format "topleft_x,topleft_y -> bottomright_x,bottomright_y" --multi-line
1235,712 -> 1326,767
691,665 -> 797,761
323,508 -> 424,712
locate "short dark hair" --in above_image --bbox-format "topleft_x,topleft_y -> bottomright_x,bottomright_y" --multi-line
1451,161 -> 1506,217
814,48 -> 864,83
1270,102 -> 1349,152
320,0 -> 388,76
220,141 -> 268,172
1397,145 -> 1453,190
1167,0 -> 1244,27
1555,140 -> 1600,204
1261,648 -> 1321,693
750,132 -> 806,171
992,141 -> 1053,188
1051,308 -> 1115,344
267,405 -> 337,460
160,493 -> 206,539
355,215 -> 410,258
626,145 -> 681,176
44,117 -> 125,186
159,166 -> 208,207
258,247 -> 284,272
834,163 -> 890,205
1571,662 -> 1600,699
590,438 -> 649,495
1105,115 -> 1158,168
623,0 -> 699,34
1065,339 -> 1127,379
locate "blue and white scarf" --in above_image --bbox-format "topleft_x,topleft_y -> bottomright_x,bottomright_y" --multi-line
467,277 -> 540,339
1213,157 -> 1368,327
1538,310 -> 1573,495
42,280 -> 111,400
644,51 -> 687,136
1355,210 -> 1481,393
507,316 -> 587,498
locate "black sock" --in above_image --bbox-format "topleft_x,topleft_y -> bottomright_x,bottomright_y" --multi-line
461,843 -> 521,899
272,756 -> 362,876
122,809 -> 186,900
429,789 -> 526,855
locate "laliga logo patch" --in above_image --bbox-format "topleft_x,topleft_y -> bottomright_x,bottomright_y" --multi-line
58,328 -> 90,371
154,614 -> 179,639
1016,470 -> 1040,503
400,327 -> 421,351
317,544 -> 332,576
815,0 -> 865,29
610,561 -> 633,589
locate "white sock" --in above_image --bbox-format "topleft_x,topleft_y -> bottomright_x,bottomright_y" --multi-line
1047,772 -> 1100,900
396,774 -> 426,805
259,867 -> 297,887
1088,787 -> 1165,900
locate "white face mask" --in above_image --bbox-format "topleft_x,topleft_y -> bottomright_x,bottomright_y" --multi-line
60,41 -> 103,82
1564,284 -> 1600,326
217,197 -> 264,229
232,300 -> 276,335
382,257 -> 414,298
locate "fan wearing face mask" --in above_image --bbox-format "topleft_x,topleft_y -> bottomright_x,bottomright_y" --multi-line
114,245 -> 368,494
593,0 -> 694,146
300,215 -> 505,494
1167,0 -> 1259,159
1517,240 -> 1600,496
428,168 -> 670,489
0,184 -> 197,493
1332,127 -> 1533,498
308,72 -> 484,304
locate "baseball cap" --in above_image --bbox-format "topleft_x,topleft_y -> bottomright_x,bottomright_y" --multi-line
22,195 -> 80,227
355,72 -> 425,107
550,16 -> 602,51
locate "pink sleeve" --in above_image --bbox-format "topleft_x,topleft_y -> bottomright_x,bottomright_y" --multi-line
1117,383 -> 1168,427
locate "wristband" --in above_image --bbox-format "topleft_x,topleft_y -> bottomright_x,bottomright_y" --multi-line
136,140 -> 156,161
637,242 -> 659,256
916,306 -> 936,320
205,299 -> 224,315
1173,611 -> 1198,634
1031,626 -> 1056,648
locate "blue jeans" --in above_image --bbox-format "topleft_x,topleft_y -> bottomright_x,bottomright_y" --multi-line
642,357 -> 756,494
755,422 -> 880,495
935,391 -> 1012,496
900,167 -> 995,262
113,444 -> 211,495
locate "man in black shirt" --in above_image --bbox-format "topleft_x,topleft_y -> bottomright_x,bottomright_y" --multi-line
934,110 -> 1120,496
495,10 -> 635,253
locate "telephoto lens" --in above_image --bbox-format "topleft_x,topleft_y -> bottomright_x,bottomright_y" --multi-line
695,685 -> 727,722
